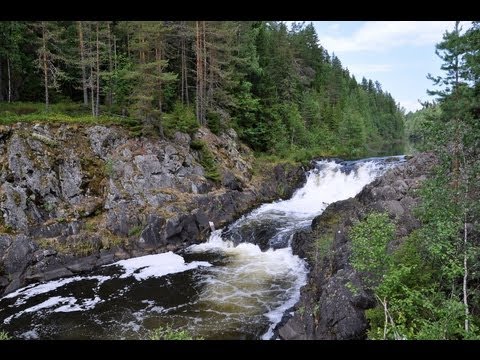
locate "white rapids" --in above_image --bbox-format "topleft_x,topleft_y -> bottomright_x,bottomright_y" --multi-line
0,156 -> 404,339
187,156 -> 404,339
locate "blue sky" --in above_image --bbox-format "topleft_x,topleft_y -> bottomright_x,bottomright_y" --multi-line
291,21 -> 463,113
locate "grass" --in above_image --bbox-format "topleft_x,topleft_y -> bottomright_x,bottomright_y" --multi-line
128,225 -> 143,237
190,140 -> 221,182
0,223 -> 15,235
0,330 -> 11,340
104,158 -> 115,178
307,234 -> 334,267
37,229 -> 125,256
100,232 -> 125,249
148,325 -> 201,340
0,101 -> 141,130
36,237 -> 99,257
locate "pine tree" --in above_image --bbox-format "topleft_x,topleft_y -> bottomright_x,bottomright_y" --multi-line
31,21 -> 65,109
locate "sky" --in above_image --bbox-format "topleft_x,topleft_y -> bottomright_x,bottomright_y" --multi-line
293,21 -> 464,113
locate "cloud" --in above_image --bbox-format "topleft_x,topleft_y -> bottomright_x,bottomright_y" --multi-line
318,21 -> 454,53
327,23 -> 341,33
347,64 -> 392,74
398,99 -> 423,113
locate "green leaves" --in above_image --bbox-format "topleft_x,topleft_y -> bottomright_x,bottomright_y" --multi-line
148,325 -> 198,340
350,212 -> 395,285
163,102 -> 199,136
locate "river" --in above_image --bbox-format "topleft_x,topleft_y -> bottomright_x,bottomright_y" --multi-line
0,156 -> 405,339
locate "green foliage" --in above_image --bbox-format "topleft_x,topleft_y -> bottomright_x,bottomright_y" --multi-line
189,139 -> 204,151
163,102 -> 199,137
206,110 -> 223,135
0,21 -> 405,159
42,202 -> 55,212
350,212 -> 395,286
104,159 -> 115,178
148,325 -> 200,340
128,225 -> 143,237
0,330 -> 11,340
308,234 -> 334,267
0,101 -> 139,128
36,237 -> 99,257
190,140 -> 221,182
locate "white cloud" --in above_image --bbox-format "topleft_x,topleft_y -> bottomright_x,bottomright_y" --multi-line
398,99 -> 423,113
327,23 -> 341,33
318,21 -> 454,53
347,64 -> 392,74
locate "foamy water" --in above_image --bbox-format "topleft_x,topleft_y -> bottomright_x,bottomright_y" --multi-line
0,156 -> 404,339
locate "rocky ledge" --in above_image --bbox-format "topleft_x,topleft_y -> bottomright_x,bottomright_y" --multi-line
276,152 -> 438,340
0,123 -> 306,295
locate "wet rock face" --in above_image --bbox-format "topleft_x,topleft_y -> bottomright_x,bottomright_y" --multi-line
277,152 -> 438,340
0,124 -> 305,296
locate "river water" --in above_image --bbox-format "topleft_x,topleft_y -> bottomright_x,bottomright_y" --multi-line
0,156 -> 405,339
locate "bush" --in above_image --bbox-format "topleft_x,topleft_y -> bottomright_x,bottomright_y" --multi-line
350,212 -> 395,287
149,325 -> 199,340
163,102 -> 199,137
0,331 -> 11,340
190,140 -> 221,182
206,110 -> 223,135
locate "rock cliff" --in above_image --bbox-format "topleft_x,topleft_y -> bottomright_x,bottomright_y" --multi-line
0,123 -> 305,295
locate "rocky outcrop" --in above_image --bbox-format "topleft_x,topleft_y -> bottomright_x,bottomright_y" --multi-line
276,152 -> 438,340
0,123 -> 306,295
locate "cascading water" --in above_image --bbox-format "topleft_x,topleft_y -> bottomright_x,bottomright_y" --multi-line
0,156 -> 405,339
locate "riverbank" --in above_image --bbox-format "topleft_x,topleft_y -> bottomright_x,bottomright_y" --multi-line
276,152 -> 438,339
0,123 -> 306,296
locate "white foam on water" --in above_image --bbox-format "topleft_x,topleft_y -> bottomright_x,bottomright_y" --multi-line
53,296 -> 103,313
110,252 -> 212,281
2,275 -> 110,303
186,158 -> 401,339
4,296 -> 78,324
253,160 -> 392,219
188,230 -> 232,252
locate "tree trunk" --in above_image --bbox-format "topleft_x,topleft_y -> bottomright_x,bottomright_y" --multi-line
0,58 -> 3,101
113,34 -> 117,108
156,48 -> 163,115
181,31 -> 185,104
90,34 -> 95,117
462,150 -> 469,334
95,22 -> 100,117
156,47 -> 164,138
126,32 -> 130,57
196,21 -> 207,126
196,21 -> 201,123
180,21 -> 189,105
77,21 -> 88,106
107,22 -> 113,107
140,36 -> 145,64
464,212 -> 469,333
7,57 -> 11,103
41,22 -> 49,110
202,21 -> 207,125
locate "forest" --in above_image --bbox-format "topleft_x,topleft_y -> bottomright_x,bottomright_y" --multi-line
352,21 -> 480,339
0,21 -> 405,159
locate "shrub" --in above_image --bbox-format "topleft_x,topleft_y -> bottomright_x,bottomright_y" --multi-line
350,212 -> 395,287
0,331 -> 11,340
163,102 -> 199,137
148,325 -> 199,340
190,140 -> 221,182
